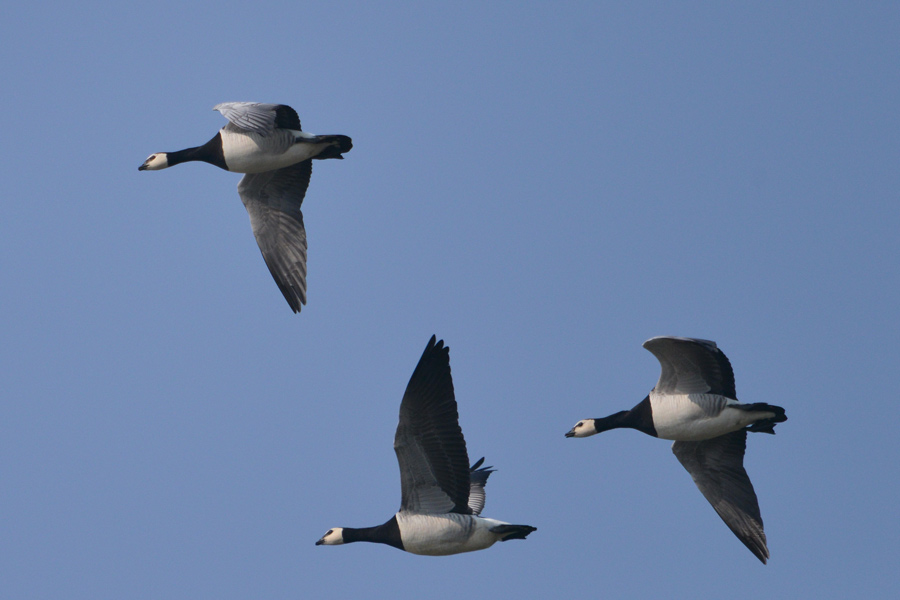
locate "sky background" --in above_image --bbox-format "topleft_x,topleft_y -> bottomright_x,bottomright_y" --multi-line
1,2 -> 898,598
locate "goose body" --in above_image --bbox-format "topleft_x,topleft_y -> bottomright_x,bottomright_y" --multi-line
316,336 -> 536,556
139,102 -> 352,313
647,393 -> 767,441
395,514 -> 520,556
566,336 -> 787,563
218,125 -> 337,173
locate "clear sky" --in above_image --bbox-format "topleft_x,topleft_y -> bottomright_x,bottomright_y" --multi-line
1,2 -> 898,599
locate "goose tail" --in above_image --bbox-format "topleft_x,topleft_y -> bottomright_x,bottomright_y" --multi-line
311,134 -> 353,159
738,402 -> 787,434
490,524 -> 537,542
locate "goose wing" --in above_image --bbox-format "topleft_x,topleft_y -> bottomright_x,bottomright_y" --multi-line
237,160 -> 311,313
394,336 -> 473,515
672,430 -> 769,563
466,457 -> 495,516
643,336 -> 736,397
214,102 -> 302,136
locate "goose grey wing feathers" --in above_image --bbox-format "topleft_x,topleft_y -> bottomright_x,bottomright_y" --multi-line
237,160 -> 312,313
467,457 -> 494,516
672,430 -> 769,563
643,336 -> 737,397
214,102 -> 302,136
394,336 -> 472,515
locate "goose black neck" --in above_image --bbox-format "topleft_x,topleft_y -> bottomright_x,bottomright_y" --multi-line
342,516 -> 403,550
596,396 -> 657,437
167,133 -> 227,170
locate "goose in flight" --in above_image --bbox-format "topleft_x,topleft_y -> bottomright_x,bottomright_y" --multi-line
566,336 -> 786,563
317,336 -> 536,555
140,102 -> 352,313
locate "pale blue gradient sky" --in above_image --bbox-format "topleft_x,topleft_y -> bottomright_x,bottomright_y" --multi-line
1,2 -> 898,599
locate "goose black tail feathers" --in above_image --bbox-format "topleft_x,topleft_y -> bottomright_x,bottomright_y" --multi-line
491,524 -> 537,542
737,402 -> 788,434
312,135 -> 353,160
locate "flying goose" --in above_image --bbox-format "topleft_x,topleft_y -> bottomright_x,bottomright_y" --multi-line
566,336 -> 786,563
139,102 -> 352,313
316,336 -> 536,555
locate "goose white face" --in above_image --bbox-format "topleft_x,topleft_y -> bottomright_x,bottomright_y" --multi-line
139,153 -> 169,171
566,419 -> 598,438
315,528 -> 345,546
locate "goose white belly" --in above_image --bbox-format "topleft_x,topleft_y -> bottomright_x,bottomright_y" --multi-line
396,513 -> 505,556
220,129 -> 328,173
650,393 -> 766,441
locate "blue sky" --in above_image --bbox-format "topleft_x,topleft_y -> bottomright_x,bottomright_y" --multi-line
1,2 -> 898,598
